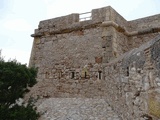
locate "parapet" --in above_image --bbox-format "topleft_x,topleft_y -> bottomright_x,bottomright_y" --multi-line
31,6 -> 160,38
128,14 -> 160,31
38,6 -> 127,29
31,6 -> 129,37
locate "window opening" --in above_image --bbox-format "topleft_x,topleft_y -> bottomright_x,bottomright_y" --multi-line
45,72 -> 49,79
85,72 -> 87,79
71,72 -> 75,79
127,67 -> 129,76
58,70 -> 62,79
98,71 -> 102,79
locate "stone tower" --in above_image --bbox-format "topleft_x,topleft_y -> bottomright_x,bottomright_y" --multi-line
28,6 -> 160,119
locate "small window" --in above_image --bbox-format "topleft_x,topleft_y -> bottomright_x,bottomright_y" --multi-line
98,71 -> 102,79
71,72 -> 75,79
45,72 -> 49,79
126,67 -> 129,76
81,69 -> 89,79
58,70 -> 62,79
85,72 -> 87,79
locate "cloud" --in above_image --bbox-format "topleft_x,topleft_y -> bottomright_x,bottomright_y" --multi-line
1,48 -> 30,65
3,18 -> 33,32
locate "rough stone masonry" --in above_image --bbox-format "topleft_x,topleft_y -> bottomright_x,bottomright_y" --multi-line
27,6 -> 160,120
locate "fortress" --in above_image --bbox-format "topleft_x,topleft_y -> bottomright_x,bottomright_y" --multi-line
28,6 -> 160,120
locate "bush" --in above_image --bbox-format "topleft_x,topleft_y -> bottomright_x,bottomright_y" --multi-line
0,57 -> 39,120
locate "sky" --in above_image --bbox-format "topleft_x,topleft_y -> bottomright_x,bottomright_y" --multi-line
0,0 -> 160,65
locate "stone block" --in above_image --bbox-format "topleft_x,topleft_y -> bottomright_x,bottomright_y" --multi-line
95,56 -> 103,63
34,37 -> 40,44
148,91 -> 160,118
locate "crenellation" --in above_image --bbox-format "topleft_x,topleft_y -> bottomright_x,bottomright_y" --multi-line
28,6 -> 160,120
38,13 -> 79,29
92,6 -> 111,22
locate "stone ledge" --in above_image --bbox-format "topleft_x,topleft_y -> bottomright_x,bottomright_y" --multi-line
101,21 -> 160,36
31,20 -> 160,37
31,21 -> 102,37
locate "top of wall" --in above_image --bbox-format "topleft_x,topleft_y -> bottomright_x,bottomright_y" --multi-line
31,6 -> 160,37
107,34 -> 160,66
38,6 -> 127,29
128,14 -> 160,31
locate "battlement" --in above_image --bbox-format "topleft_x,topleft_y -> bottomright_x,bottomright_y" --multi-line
31,6 -> 160,38
37,6 -> 125,29
31,6 -> 128,37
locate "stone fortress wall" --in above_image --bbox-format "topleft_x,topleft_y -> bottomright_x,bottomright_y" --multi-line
28,6 -> 160,119
104,35 -> 160,119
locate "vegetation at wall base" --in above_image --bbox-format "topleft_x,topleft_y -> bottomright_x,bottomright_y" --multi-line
0,54 -> 39,120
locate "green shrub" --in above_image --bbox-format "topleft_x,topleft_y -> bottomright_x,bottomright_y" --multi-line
0,56 -> 39,120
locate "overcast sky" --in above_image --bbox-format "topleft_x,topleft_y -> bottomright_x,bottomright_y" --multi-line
0,0 -> 160,65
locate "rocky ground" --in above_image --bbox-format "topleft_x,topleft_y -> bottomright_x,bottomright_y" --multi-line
37,98 -> 121,120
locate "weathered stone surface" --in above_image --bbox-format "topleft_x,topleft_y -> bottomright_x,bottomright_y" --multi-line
28,6 -> 160,120
37,98 -> 121,120
104,35 -> 160,120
